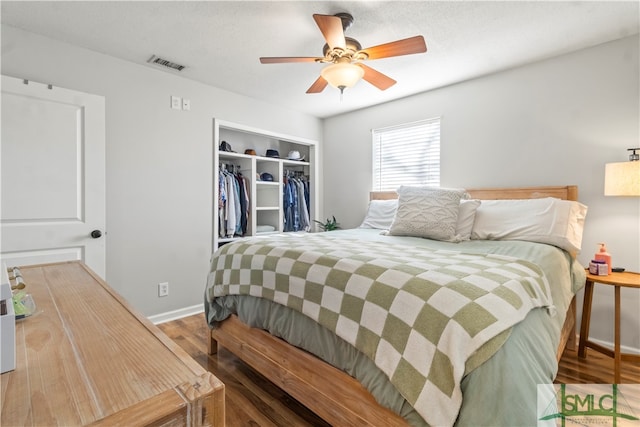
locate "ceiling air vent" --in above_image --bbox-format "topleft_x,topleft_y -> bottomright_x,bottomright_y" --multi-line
147,55 -> 186,71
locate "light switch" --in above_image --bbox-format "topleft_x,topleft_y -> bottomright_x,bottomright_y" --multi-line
182,99 -> 191,111
171,96 -> 181,110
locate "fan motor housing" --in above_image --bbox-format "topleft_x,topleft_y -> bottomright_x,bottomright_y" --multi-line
322,37 -> 362,59
321,13 -> 361,61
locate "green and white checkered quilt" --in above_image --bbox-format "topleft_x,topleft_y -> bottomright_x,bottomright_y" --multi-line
206,233 -> 555,426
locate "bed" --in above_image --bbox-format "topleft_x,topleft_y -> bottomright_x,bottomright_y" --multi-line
205,185 -> 586,426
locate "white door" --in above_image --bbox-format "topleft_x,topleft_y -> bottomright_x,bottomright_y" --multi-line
1,76 -> 106,278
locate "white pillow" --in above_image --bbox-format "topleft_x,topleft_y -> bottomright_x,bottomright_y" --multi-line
455,199 -> 481,241
359,199 -> 398,229
470,197 -> 588,253
388,186 -> 468,242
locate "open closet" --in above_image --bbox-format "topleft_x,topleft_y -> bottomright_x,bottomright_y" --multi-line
213,119 -> 318,250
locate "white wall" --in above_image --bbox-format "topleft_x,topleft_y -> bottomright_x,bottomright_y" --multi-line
323,35 -> 640,351
1,26 -> 323,318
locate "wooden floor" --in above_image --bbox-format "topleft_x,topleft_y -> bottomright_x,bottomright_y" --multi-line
158,313 -> 329,426
158,313 -> 639,426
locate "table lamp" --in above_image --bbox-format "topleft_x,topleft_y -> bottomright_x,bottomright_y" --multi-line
604,148 -> 640,196
602,148 -> 639,272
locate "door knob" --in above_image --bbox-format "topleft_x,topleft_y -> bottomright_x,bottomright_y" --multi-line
90,230 -> 102,239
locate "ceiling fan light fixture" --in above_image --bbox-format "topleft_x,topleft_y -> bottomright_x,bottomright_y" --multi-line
320,62 -> 364,92
260,13 -> 427,95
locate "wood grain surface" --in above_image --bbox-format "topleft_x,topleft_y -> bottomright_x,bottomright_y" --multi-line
1,261 -> 224,426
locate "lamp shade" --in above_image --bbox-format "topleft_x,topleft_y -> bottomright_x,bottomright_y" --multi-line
604,161 -> 640,196
321,62 -> 364,89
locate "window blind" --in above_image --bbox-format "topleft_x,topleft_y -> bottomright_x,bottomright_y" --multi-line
372,118 -> 441,191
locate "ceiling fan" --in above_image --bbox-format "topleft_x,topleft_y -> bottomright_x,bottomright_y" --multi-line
259,13 -> 427,95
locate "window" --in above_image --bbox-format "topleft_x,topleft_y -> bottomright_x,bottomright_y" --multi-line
372,118 -> 441,191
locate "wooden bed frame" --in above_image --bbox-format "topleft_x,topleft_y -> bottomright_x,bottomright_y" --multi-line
208,185 -> 579,426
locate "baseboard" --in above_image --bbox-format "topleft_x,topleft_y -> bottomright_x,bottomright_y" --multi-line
580,335 -> 640,355
148,304 -> 204,325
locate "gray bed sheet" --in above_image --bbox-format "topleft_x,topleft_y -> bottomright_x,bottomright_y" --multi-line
205,229 -> 585,426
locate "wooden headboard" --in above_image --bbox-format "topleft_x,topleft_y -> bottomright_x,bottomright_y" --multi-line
371,185 -> 578,201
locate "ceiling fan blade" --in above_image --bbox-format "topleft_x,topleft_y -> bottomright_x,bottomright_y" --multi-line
260,57 -> 322,64
357,63 -> 396,90
360,35 -> 427,60
313,14 -> 346,50
306,75 -> 328,93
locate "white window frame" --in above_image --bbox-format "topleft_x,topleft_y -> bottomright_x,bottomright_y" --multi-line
372,117 -> 441,192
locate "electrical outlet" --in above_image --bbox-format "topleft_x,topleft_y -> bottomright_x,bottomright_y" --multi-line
158,282 -> 169,297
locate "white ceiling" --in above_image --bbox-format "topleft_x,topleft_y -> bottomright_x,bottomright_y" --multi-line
2,1 -> 638,119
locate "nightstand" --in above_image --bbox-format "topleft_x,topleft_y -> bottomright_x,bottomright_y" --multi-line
578,270 -> 640,383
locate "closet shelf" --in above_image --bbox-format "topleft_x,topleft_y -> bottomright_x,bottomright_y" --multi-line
282,159 -> 310,166
220,151 -> 282,162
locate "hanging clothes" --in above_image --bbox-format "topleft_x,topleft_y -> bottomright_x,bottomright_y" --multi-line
219,164 -> 250,238
237,174 -> 250,235
283,171 -> 310,232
